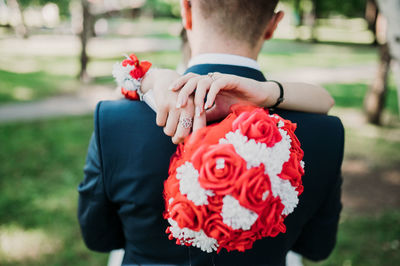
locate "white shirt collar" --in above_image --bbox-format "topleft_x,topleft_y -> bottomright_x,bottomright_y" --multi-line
188,53 -> 260,71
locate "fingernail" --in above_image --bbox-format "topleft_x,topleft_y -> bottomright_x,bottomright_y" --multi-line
168,83 -> 175,90
204,103 -> 209,110
195,107 -> 201,117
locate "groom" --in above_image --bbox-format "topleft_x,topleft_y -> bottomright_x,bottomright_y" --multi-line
78,0 -> 344,265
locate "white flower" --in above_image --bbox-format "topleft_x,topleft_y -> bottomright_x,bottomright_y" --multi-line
176,162 -> 214,206
219,128 -> 300,215
168,219 -> 219,253
221,195 -> 258,230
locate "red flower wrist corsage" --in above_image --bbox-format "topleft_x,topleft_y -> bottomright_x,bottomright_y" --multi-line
112,53 -> 152,100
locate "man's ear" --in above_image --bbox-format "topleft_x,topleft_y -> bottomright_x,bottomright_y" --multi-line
264,11 -> 284,40
180,0 -> 192,30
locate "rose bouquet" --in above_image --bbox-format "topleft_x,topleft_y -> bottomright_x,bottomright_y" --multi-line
164,105 -> 305,253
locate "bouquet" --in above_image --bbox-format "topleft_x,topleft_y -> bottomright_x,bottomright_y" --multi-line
163,105 -> 305,253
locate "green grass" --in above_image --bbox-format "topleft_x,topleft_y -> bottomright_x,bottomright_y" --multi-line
0,69 -> 79,103
305,211 -> 400,266
324,82 -> 399,115
0,116 -> 108,265
260,40 -> 377,73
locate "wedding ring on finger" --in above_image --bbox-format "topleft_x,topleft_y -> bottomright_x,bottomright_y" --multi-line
207,72 -> 219,82
180,117 -> 193,129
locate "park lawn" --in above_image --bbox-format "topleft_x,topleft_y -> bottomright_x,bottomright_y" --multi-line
0,37 -> 379,104
0,115 -> 108,265
0,69 -> 80,103
304,211 -> 400,266
324,81 -> 399,115
260,40 -> 377,73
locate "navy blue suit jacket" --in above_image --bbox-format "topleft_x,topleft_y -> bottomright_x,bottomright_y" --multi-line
78,64 -> 344,265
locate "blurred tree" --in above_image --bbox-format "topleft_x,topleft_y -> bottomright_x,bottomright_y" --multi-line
77,0 -> 145,81
18,0 -> 70,17
79,0 -> 91,82
143,0 -> 180,18
5,0 -> 28,37
364,0 -> 400,124
365,0 -> 378,45
284,0 -> 368,42
284,0 -> 367,20
364,42 -> 390,124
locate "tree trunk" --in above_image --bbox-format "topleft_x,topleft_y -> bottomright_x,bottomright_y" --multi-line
79,0 -> 91,82
7,0 -> 28,38
375,0 -> 400,118
392,61 -> 400,117
310,0 -> 318,42
365,0 -> 379,45
364,43 -> 390,124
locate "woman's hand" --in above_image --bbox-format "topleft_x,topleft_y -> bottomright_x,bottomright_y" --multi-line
170,72 -> 334,118
141,69 -> 206,144
169,73 -> 276,121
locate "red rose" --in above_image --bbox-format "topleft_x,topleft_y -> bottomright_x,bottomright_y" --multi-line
232,109 -> 282,147
121,87 -> 139,100
163,174 -> 180,202
234,165 -> 271,214
269,217 -> 286,237
252,197 -> 285,238
206,195 -> 224,213
193,144 -> 246,195
279,153 -> 304,189
203,213 -> 231,242
169,195 -> 204,231
280,120 -> 303,158
169,144 -> 184,175
130,67 -> 144,79
221,230 -> 257,252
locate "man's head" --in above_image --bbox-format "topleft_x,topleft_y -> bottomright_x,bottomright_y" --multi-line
180,0 -> 283,59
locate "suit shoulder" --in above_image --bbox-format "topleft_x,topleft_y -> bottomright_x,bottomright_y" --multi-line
93,99 -> 161,146
276,110 -> 344,134
95,99 -> 154,121
94,99 -> 156,131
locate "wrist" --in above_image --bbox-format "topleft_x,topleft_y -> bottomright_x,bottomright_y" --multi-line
268,80 -> 284,109
141,68 -> 157,94
262,81 -> 280,107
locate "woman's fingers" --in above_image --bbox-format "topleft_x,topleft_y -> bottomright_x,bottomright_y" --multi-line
176,76 -> 201,108
204,78 -> 225,110
172,100 -> 195,144
156,104 -> 169,127
163,110 -> 180,137
194,78 -> 213,116
169,73 -> 199,91
192,111 -> 206,132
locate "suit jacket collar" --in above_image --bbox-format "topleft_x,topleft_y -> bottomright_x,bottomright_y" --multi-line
185,64 -> 267,82
188,53 -> 261,71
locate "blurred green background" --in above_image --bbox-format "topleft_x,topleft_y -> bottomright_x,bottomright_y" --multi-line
0,0 -> 399,265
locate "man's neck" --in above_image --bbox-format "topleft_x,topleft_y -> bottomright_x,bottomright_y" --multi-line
188,32 -> 261,61
188,53 -> 261,70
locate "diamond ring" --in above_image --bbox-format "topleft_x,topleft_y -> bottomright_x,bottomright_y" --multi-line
180,117 -> 193,129
207,72 -> 219,82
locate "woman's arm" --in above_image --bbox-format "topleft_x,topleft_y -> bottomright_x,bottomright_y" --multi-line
140,69 -> 335,143
170,73 -> 334,116
141,69 -> 200,144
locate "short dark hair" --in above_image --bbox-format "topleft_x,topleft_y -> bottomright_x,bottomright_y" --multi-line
196,0 -> 279,45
